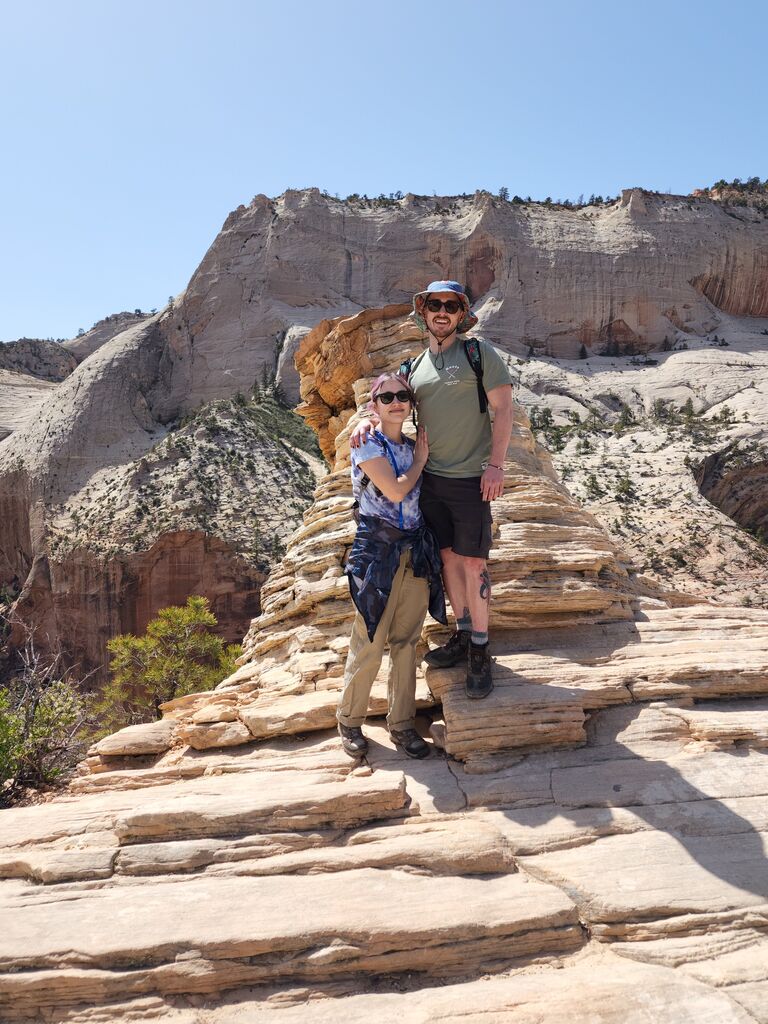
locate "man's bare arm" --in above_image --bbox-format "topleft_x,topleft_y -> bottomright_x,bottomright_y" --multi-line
349,415 -> 379,448
480,384 -> 514,501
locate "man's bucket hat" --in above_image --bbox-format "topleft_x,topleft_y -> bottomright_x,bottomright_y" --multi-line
410,280 -> 479,334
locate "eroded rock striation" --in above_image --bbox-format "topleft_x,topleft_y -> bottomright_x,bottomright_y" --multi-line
0,338 -> 78,440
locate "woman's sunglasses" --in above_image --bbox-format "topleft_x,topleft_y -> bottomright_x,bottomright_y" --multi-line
424,298 -> 463,314
375,390 -> 412,405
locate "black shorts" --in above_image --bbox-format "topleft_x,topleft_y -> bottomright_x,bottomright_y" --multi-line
419,472 -> 493,559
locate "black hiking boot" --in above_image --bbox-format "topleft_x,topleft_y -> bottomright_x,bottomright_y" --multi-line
424,629 -> 471,668
389,727 -> 430,759
466,642 -> 493,699
338,723 -> 368,758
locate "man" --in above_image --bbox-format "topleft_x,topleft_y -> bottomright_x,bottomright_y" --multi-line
352,280 -> 514,698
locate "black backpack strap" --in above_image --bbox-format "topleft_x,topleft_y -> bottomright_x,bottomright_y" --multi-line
463,337 -> 488,413
400,349 -> 427,383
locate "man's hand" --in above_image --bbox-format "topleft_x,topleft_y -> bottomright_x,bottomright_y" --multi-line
481,464 -> 505,501
350,417 -> 377,448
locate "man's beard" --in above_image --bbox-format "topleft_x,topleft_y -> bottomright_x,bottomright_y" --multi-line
428,320 -> 457,342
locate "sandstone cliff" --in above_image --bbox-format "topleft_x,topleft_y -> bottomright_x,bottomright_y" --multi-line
62,310 -> 154,362
0,337 -> 77,381
2,304 -> 767,1023
0,315 -> 154,442
0,338 -> 78,440
174,186 -> 768,409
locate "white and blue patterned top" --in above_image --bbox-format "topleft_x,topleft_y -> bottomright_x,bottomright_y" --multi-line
351,432 -> 423,530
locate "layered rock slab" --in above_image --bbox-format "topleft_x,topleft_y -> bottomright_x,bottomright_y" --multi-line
660,698 -> 768,746
0,871 -> 580,1017
428,606 -> 768,765
168,953 -> 756,1024
4,694 -> 768,1021
117,818 -> 514,879
614,931 -> 768,1024
519,809 -> 768,941
0,769 -> 409,883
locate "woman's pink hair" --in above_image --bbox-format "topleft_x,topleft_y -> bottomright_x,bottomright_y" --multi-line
367,372 -> 415,413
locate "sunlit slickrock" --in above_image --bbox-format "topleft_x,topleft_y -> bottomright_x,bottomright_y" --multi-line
658,699 -> 768,745
167,953 -> 756,1024
117,818 -> 513,879
0,871 -> 580,1016
428,607 -> 768,764
4,256 -> 768,1021
95,720 -> 177,757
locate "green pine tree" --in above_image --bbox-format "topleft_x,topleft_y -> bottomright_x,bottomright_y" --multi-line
97,596 -> 240,734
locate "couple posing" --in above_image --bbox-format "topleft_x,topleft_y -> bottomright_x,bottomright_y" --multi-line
337,280 -> 514,759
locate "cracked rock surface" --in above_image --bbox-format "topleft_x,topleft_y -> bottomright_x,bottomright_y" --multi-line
3,706 -> 768,1022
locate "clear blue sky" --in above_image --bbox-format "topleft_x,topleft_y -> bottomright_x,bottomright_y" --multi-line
1,0 -> 765,340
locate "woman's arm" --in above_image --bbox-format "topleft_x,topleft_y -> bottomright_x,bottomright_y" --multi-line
359,428 -> 428,502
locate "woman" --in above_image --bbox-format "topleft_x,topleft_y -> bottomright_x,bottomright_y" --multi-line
337,372 -> 446,759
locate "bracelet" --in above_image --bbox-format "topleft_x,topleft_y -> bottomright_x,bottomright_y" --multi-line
487,463 -> 503,471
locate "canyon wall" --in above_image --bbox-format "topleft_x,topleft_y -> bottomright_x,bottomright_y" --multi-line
163,187 -> 768,408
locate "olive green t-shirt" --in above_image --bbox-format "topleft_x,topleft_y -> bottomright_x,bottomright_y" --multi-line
409,339 -> 513,478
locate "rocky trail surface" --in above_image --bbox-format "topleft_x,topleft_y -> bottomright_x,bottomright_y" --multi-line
2,307 -> 768,1022
2,692 -> 767,1021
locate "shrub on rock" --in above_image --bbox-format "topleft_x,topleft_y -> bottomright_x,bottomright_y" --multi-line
0,639 -> 91,805
97,596 -> 240,735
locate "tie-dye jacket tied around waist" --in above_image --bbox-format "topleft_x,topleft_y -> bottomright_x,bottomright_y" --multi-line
345,515 -> 447,642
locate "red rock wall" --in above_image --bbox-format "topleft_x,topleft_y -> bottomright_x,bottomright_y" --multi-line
10,532 -> 263,679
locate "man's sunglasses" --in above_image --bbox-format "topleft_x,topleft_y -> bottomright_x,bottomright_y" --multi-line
374,390 -> 412,404
425,298 -> 463,314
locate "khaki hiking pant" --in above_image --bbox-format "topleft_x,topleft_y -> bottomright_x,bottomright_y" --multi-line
337,550 -> 429,733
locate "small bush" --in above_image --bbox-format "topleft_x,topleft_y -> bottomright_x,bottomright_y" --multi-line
585,473 -> 605,499
97,596 -> 240,735
0,631 -> 92,805
614,474 -> 637,503
615,405 -> 635,432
